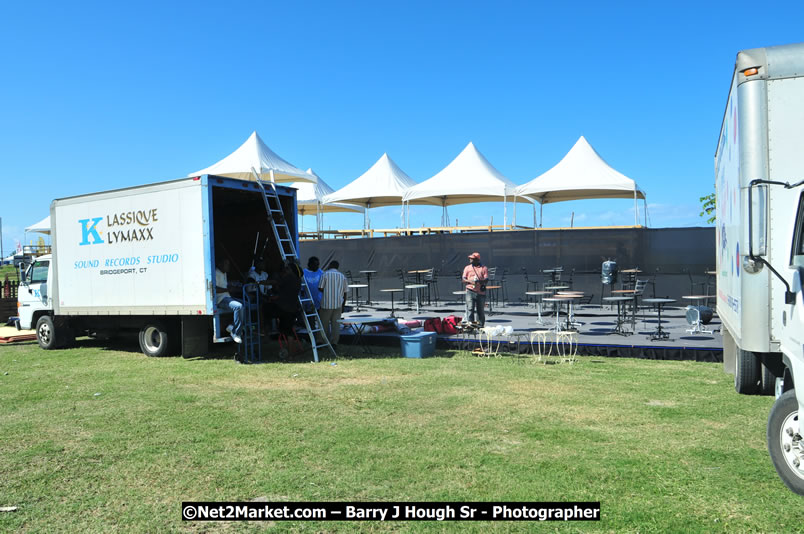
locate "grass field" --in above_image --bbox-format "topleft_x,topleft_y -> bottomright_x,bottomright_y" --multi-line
0,264 -> 18,282
0,340 -> 799,533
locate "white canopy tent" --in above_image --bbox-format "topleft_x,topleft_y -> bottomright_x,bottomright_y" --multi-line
25,216 -> 51,235
402,142 -> 530,228
292,169 -> 364,234
324,153 -> 439,229
515,136 -> 647,227
188,131 -> 314,183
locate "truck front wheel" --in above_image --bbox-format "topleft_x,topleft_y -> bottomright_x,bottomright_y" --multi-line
767,389 -> 804,495
138,322 -> 171,357
36,316 -> 58,350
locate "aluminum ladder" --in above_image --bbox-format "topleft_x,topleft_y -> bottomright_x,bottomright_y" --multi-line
240,283 -> 261,363
252,168 -> 336,363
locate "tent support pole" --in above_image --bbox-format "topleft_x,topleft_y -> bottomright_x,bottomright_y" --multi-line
540,203 -> 543,228
316,203 -> 321,237
503,196 -> 507,230
513,196 -> 517,228
643,196 -> 647,227
633,191 -> 637,226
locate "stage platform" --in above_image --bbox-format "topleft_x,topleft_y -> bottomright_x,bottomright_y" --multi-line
335,297 -> 723,363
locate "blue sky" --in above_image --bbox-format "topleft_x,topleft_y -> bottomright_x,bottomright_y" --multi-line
2,1 -> 803,253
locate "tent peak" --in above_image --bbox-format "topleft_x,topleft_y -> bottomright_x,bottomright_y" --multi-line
188,131 -> 313,183
514,135 -> 645,204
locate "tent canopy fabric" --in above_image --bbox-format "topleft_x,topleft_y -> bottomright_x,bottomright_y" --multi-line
515,136 -> 645,204
323,153 -> 439,208
26,216 -> 51,235
293,169 -> 364,216
402,142 -> 530,206
188,131 -> 314,183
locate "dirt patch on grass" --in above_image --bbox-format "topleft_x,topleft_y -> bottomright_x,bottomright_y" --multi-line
645,399 -> 679,408
205,375 -> 383,392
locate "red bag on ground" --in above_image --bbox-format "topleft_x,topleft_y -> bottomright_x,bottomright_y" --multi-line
442,315 -> 461,334
424,317 -> 443,334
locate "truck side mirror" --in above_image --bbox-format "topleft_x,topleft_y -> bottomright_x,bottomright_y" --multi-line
789,267 -> 803,305
747,183 -> 768,257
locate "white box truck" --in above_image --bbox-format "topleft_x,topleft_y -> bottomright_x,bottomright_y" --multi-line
716,42 -> 804,494
16,174 -> 298,357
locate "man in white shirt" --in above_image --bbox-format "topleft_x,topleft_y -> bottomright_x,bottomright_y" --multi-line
216,257 -> 243,343
248,258 -> 271,298
318,260 -> 348,347
247,258 -> 272,335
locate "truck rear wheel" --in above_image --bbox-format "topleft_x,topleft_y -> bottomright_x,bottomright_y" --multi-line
761,364 -> 776,396
36,316 -> 58,350
735,347 -> 760,395
767,389 -> 804,495
138,322 -> 172,357
54,317 -> 75,348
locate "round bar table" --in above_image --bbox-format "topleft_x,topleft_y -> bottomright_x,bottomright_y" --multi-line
347,284 -> 368,312
359,270 -> 377,304
525,290 -> 551,324
642,298 -> 676,341
542,297 -> 567,333
380,288 -> 404,318
603,296 -> 633,336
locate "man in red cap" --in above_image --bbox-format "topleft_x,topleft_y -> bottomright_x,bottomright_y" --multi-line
462,252 -> 489,326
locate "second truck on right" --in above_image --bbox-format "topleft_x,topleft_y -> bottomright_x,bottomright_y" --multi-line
716,42 -> 804,495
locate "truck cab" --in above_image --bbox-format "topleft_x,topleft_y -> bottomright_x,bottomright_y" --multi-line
17,255 -> 53,332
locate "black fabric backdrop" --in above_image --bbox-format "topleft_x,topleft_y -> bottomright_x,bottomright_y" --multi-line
300,227 -> 715,303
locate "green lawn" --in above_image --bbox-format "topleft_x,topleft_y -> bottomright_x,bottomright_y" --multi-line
0,264 -> 18,282
0,340 -> 798,533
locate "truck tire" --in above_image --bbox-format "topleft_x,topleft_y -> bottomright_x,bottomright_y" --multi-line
767,389 -> 804,495
138,322 -> 171,357
36,316 -> 58,350
735,347 -> 760,395
761,364 -> 776,396
54,317 -> 75,349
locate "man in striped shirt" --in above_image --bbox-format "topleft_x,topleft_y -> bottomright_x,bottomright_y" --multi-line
318,260 -> 348,347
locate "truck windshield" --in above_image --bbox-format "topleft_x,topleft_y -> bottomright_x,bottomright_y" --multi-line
28,260 -> 49,284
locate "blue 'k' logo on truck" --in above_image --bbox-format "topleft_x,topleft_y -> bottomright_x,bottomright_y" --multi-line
79,217 -> 104,245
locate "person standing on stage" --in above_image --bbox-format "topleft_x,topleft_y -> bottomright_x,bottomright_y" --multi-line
303,256 -> 324,311
318,260 -> 348,348
462,252 -> 488,327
